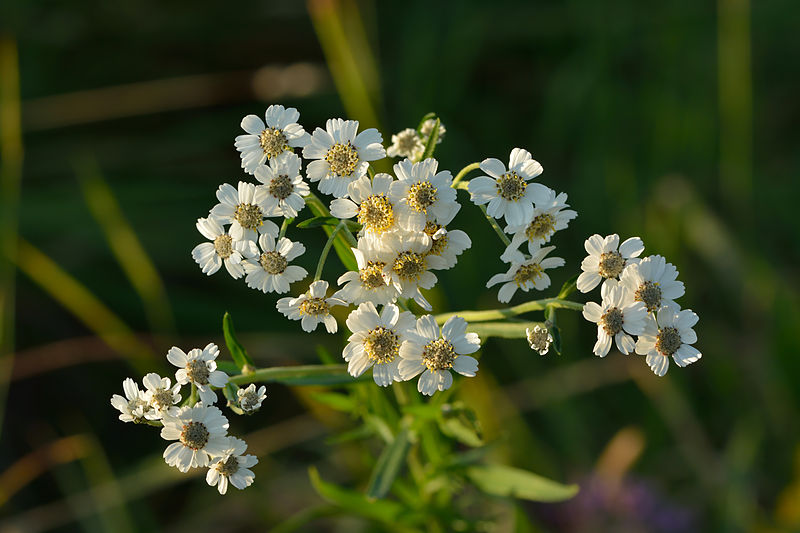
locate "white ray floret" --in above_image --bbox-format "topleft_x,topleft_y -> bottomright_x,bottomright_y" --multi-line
343,303 -> 416,386
374,230 -> 442,311
110,378 -> 152,423
486,246 -> 565,303
253,152 -> 309,218
276,280 -> 347,333
387,128 -> 424,160
191,217 -> 255,279
237,384 -> 267,414
398,315 -> 481,396
333,239 -> 398,306
467,148 -> 551,227
302,118 -> 385,198
206,437 -> 258,495
576,234 -> 644,293
210,182 -> 279,242
161,405 -> 230,473
389,158 -> 459,231
526,325 -> 553,355
619,254 -> 685,313
502,189 -> 577,262
142,373 -> 182,420
421,222 -> 471,270
330,174 -> 398,236
167,343 -> 229,406
582,280 -> 648,357
235,104 -> 310,174
242,234 -> 307,294
635,303 -> 701,377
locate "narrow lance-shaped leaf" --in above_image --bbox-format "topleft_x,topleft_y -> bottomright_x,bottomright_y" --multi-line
222,312 -> 254,370
308,467 -> 404,524
420,118 -> 440,160
366,428 -> 412,500
466,464 -> 579,502
557,273 -> 580,299
229,364 -> 370,387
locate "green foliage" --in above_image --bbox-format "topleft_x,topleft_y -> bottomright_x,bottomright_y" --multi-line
366,428 -> 412,499
466,464 -> 579,502
222,312 -> 254,371
420,118 -> 440,160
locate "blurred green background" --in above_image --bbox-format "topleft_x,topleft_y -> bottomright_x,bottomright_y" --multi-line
2,0 -> 799,531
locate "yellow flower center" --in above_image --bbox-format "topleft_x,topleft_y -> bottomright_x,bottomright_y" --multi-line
326,142 -> 360,177
422,338 -> 456,371
496,171 -> 527,201
259,128 -> 289,159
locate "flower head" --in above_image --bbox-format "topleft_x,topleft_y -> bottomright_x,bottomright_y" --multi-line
242,233 -> 307,294
343,303 -> 416,386
333,238 -> 398,306
110,378 -> 152,423
253,151 -> 309,218
192,217 -> 256,279
161,405 -> 230,472
635,303 -> 701,376
421,222 -> 471,270
276,280 -> 347,333
486,246 -> 565,303
167,343 -> 229,405
467,148 -> 551,227
235,104 -> 311,174
237,384 -> 267,414
142,372 -> 181,420
582,280 -> 648,357
619,255 -> 685,313
387,128 -> 424,160
206,437 -> 258,495
419,118 -> 445,143
374,230 -> 438,311
576,234 -> 644,293
502,189 -> 577,262
210,182 -> 280,242
526,325 -> 554,355
389,158 -> 459,231
302,118 -> 385,198
398,315 -> 481,396
330,174 -> 398,236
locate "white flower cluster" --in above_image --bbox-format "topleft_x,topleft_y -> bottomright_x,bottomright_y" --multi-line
577,234 -> 702,376
110,343 -> 262,494
386,118 -> 446,161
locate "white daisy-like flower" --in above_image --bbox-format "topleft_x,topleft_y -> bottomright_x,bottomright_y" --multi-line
242,233 -> 307,294
302,118 -> 385,198
421,222 -> 471,270
237,384 -> 267,414
276,280 -> 347,333
501,189 -> 577,262
206,437 -> 258,495
398,315 -> 481,396
191,217 -> 255,279
486,246 -> 565,303
582,280 -> 648,357
253,152 -> 309,218
330,174 -> 398,236
389,158 -> 459,231
161,405 -> 230,473
576,234 -> 644,293
387,128 -> 424,160
374,230 -> 441,311
110,378 -> 152,423
343,303 -> 416,386
210,182 -> 280,242
526,325 -> 553,355
142,373 -> 181,420
467,148 -> 551,227
619,254 -> 685,313
235,104 -> 311,174
167,343 -> 229,406
420,118 -> 445,143
635,303 -> 701,377
332,239 -> 398,306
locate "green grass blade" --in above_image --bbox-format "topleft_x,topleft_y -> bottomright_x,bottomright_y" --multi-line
366,428 -> 412,500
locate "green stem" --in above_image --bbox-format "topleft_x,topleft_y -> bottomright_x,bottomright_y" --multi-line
451,162 -> 480,187
434,297 -> 584,324
189,383 -> 197,406
278,217 -> 293,239
478,204 -> 511,247
228,364 -> 369,386
314,221 -> 345,281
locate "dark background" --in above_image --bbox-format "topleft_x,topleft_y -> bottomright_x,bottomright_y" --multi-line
1,0 -> 799,531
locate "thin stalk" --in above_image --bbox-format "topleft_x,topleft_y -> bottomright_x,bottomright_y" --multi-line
314,221 -> 345,281
478,205 -> 511,247
434,297 -> 584,324
451,162 -> 480,187
279,217 -> 293,239
188,383 -> 197,406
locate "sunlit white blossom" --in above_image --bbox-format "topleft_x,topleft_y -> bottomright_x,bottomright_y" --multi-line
502,189 -> 577,262
237,384 -> 267,414
619,254 -> 685,313
242,233 -> 307,294
210,182 -> 279,242
387,128 -> 424,160
253,151 -> 309,218
167,343 -> 229,405
582,280 -> 648,357
635,303 -> 701,377
333,239 -> 398,306
161,405 -> 230,472
389,158 -> 459,231
192,217 -> 255,279
110,378 -> 152,423
526,325 -> 553,355
486,246 -> 565,303
235,104 -> 310,174
142,372 -> 181,420
206,437 -> 258,495
421,222 -> 471,270
276,280 -> 347,333
576,234 -> 644,293
330,174 -> 398,236
374,230 -> 441,311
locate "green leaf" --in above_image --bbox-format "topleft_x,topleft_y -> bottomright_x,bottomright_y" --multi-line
420,118 -> 440,160
366,428 -> 412,500
557,273 -> 580,299
551,325 -> 562,355
310,391 -> 356,413
222,312 -> 254,371
222,383 -> 244,415
439,403 -> 483,447
308,467 -> 404,524
305,194 -> 358,271
466,464 -> 579,502
216,359 -> 240,375
296,215 -> 340,229
229,364 -> 369,387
